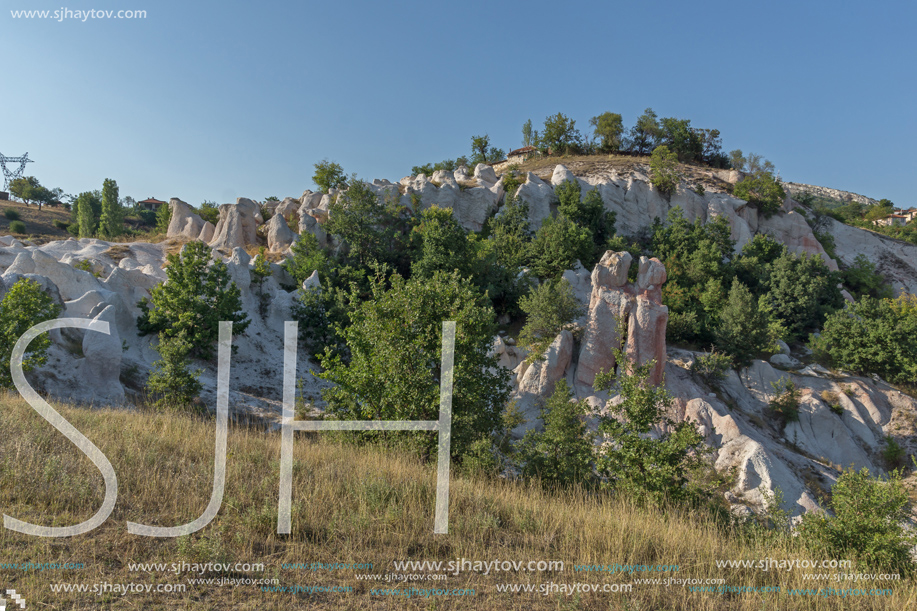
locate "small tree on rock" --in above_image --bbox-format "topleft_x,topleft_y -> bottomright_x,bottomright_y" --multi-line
649,145 -> 679,196
594,348 -> 706,504
0,278 -> 61,389
137,241 -> 250,360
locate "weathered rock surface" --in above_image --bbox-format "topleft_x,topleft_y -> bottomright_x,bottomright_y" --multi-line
166,198 -> 207,240
514,172 -> 556,232
275,197 -> 301,221
266,213 -> 295,253
209,198 -> 262,250
510,330 -> 574,436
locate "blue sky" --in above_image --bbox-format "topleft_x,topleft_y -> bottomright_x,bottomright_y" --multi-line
4,0 -> 915,207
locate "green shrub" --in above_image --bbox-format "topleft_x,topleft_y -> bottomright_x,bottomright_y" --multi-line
515,379 -> 596,488
798,467 -> 917,573
649,145 -> 679,196
137,240 -> 250,360
882,436 -> 906,470
155,200 -> 171,232
769,378 -> 800,424
691,350 -> 733,385
52,219 -> 70,230
3,208 -> 20,220
813,295 -> 917,385
517,278 -> 584,362
146,330 -> 203,412
594,349 -> 706,504
197,201 -> 220,225
0,278 -> 62,389
842,254 -> 893,300
733,172 -> 785,217
8,220 -> 26,234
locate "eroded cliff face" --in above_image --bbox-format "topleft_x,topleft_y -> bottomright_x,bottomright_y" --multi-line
3,162 -> 916,518
506,252 -> 917,518
507,251 -> 669,437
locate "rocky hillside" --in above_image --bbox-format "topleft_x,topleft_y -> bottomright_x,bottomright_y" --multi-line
2,161 -> 916,519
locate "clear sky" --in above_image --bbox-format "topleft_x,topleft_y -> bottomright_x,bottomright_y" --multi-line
4,0 -> 915,207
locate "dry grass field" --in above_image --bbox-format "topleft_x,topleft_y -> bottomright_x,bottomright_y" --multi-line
0,198 -> 73,242
1,393 -> 915,610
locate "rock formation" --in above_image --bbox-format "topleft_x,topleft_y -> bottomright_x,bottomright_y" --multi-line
266,213 -> 295,253
166,198 -> 208,241
209,197 -> 262,250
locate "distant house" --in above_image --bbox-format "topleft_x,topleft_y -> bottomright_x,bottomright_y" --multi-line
137,197 -> 166,211
874,214 -> 908,227
901,208 -> 917,223
507,146 -> 538,164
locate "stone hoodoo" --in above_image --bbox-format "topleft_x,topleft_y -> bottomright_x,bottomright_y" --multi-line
511,250 -> 669,436
208,197 -> 263,250
575,252 -> 668,393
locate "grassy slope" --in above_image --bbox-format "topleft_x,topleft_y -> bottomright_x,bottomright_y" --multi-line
1,393 -> 914,610
0,198 -> 73,242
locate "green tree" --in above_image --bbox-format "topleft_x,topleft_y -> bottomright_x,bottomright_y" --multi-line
764,251 -> 842,339
469,134 -> 504,165
137,241 -> 250,360
312,159 -> 347,193
526,213 -> 593,279
318,270 -> 510,461
515,379 -> 596,487
728,149 -> 746,171
714,278 -> 781,366
283,231 -> 329,286
555,179 -> 614,263
0,278 -> 61,389
250,247 -> 273,318
197,200 -> 220,225
487,194 -> 532,270
146,330 -> 203,411
522,119 -> 536,148
539,113 -> 582,155
98,178 -> 123,239
517,278 -> 584,360
590,112 -> 624,152
658,117 -> 703,162
649,145 -> 679,196
155,200 -> 172,233
865,201 -> 896,222
411,205 -> 473,280
799,467 -> 917,573
325,179 -> 416,274
812,295 -> 917,385
74,191 -> 100,237
733,169 -> 786,217
9,176 -> 54,210
652,208 -> 734,343
594,350 -> 705,504
629,108 -> 661,154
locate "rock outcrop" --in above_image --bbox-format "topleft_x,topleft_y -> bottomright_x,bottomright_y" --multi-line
574,252 -> 668,396
266,213 -> 295,253
209,198 -> 262,250
510,330 -> 574,436
166,198 -> 208,241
